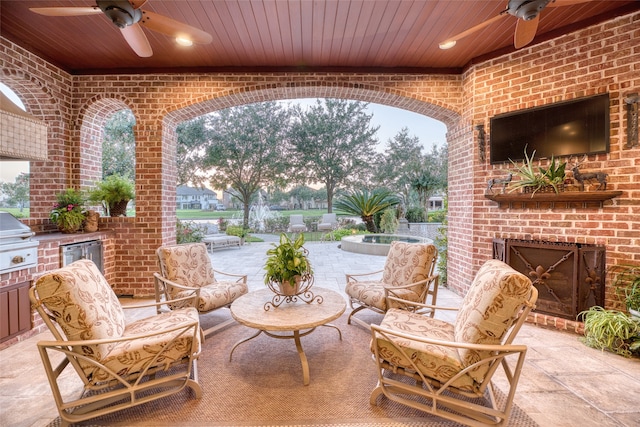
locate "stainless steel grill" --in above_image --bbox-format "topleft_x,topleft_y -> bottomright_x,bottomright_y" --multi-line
0,211 -> 39,274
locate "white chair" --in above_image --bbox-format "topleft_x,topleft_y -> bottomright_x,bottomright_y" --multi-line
345,241 -> 438,329
288,214 -> 307,233
317,213 -> 338,240
155,242 -> 248,336
31,259 -> 202,427
370,259 -> 538,426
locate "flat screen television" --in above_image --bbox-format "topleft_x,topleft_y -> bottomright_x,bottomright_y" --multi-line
489,94 -> 610,164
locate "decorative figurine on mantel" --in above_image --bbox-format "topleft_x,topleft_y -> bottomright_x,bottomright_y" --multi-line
570,155 -> 608,191
486,173 -> 512,193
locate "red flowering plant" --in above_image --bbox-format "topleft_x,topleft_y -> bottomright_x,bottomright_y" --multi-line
50,188 -> 86,233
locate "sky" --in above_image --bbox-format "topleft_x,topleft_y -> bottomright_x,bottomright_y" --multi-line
0,86 -> 447,183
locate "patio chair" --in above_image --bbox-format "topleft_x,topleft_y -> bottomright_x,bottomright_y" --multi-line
345,241 -> 439,329
30,259 -> 202,427
317,213 -> 338,240
370,259 -> 538,427
155,242 -> 248,336
288,214 -> 307,233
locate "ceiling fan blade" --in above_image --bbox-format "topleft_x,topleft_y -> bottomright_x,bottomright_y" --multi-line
139,10 -> 213,45
121,23 -> 152,57
514,15 -> 540,49
439,13 -> 508,48
30,7 -> 101,17
548,0 -> 594,7
129,0 -> 148,9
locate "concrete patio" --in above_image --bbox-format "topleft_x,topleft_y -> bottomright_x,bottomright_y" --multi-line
1,239 -> 638,427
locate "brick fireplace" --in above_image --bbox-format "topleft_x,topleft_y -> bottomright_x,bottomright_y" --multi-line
493,239 -> 606,320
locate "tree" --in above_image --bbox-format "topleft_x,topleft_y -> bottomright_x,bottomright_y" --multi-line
0,172 -> 30,212
374,127 -> 425,199
289,99 -> 379,212
333,188 -> 398,232
102,110 -> 135,179
203,102 -> 291,228
411,144 -> 448,214
176,116 -> 209,186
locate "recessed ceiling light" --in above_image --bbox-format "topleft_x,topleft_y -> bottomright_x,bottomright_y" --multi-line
439,40 -> 456,50
176,37 -> 193,47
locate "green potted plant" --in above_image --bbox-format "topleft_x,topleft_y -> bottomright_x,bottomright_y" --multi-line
579,306 -> 640,358
50,188 -> 86,233
509,148 -> 566,195
612,264 -> 640,319
264,233 -> 313,295
88,174 -> 135,217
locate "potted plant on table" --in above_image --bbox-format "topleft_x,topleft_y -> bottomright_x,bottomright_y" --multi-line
264,233 -> 313,296
87,174 -> 135,217
50,188 -> 86,233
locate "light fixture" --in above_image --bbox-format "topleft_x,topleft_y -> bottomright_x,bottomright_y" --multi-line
439,40 -> 456,50
176,37 -> 193,47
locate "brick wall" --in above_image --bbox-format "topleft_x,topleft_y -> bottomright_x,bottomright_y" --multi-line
1,10 -> 638,343
465,11 -> 640,331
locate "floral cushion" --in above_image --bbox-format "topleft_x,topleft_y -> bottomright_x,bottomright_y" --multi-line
374,308 -> 476,391
373,259 -> 532,390
157,243 -> 248,312
381,242 -> 438,294
454,259 -> 532,383
34,259 -> 201,381
174,280 -> 248,312
344,281 -> 421,311
89,308 -> 200,383
157,243 -> 216,290
345,242 -> 437,309
34,259 -> 126,362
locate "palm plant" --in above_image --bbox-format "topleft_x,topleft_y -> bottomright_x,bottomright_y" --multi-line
334,189 -> 398,232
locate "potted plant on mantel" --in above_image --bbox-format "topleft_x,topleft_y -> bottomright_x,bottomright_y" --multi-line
508,148 -> 566,195
264,233 -> 313,296
88,174 -> 135,217
50,188 -> 86,233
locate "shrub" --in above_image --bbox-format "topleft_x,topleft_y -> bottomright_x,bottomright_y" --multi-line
226,224 -> 249,238
176,219 -> 205,244
379,208 -> 398,233
428,209 -> 446,223
406,207 -> 426,223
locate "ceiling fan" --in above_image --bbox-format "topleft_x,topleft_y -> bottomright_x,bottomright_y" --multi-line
30,0 -> 213,57
439,0 -> 594,50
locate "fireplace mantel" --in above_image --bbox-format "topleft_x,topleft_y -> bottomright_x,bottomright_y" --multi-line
484,190 -> 623,208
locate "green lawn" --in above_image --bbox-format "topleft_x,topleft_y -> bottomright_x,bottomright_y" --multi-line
176,208 -> 329,220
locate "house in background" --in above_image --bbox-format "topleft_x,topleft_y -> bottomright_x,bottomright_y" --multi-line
176,185 -> 219,210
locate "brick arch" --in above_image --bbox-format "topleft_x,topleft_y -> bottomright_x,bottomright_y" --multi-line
160,84 -> 460,198
76,95 -> 134,189
0,70 -> 67,223
164,83 -> 460,128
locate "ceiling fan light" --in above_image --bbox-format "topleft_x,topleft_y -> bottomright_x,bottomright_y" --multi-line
439,40 -> 456,50
176,37 -> 193,47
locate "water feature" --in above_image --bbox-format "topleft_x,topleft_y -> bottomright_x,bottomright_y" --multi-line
341,234 -> 432,256
248,193 -> 275,232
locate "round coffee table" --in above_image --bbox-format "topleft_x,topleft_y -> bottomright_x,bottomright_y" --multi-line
229,287 -> 346,385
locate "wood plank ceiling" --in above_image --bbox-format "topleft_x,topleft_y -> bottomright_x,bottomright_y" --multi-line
1,1 -> 638,75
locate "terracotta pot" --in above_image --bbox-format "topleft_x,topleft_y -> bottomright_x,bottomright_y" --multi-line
278,277 -> 301,296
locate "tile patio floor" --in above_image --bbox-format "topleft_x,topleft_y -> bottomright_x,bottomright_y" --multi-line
1,239 -> 638,426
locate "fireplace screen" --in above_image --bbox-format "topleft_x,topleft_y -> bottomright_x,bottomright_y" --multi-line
493,239 -> 605,320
